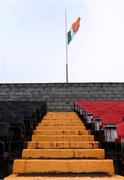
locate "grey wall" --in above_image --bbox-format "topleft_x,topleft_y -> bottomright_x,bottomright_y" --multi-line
0,83 -> 124,111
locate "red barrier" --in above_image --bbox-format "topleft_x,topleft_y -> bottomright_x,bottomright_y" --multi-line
117,122 -> 124,144
100,115 -> 123,128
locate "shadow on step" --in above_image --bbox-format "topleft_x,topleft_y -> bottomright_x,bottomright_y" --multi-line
16,173 -> 112,177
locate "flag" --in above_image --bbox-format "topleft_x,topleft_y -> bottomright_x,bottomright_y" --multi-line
67,17 -> 81,44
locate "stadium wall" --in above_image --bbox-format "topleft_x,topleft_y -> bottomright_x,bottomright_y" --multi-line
0,83 -> 124,111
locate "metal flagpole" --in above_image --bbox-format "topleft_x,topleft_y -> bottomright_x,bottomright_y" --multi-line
65,9 -> 68,83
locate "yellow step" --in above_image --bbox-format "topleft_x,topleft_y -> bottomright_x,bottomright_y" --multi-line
41,121 -> 82,125
22,149 -> 105,159
31,135 -> 94,141
44,112 -> 77,116
41,119 -> 82,122
42,116 -> 79,119
43,117 -> 79,119
43,114 -> 75,116
4,173 -> 124,180
4,174 -> 124,180
34,130 -> 89,135
43,115 -> 77,117
38,123 -> 85,127
13,159 -> 114,175
36,126 -> 85,130
43,116 -> 79,119
27,141 -> 99,149
42,117 -> 80,120
43,119 -> 80,121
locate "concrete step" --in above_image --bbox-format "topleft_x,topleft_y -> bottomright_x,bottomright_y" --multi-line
4,112 -> 115,179
43,116 -> 78,119
42,119 -> 80,122
42,118 -> 79,121
34,130 -> 89,135
44,112 -> 77,116
40,122 -> 83,125
31,135 -> 94,142
22,149 -> 105,159
38,123 -> 85,127
13,159 -> 114,175
42,118 -> 80,120
42,118 -> 80,121
43,115 -> 78,117
27,141 -> 99,149
4,174 -> 124,180
36,126 -> 86,130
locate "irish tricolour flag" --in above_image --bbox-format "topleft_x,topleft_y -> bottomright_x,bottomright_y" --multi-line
67,17 -> 81,44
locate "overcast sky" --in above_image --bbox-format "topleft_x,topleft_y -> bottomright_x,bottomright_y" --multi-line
0,0 -> 124,83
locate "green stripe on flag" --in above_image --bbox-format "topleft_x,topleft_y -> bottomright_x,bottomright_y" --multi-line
67,30 -> 72,44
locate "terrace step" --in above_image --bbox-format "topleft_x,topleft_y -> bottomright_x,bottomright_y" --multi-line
34,130 -> 89,135
31,135 -> 94,141
27,141 -> 99,149
36,126 -> 86,130
22,149 -> 105,159
38,123 -> 85,127
4,175 -> 124,180
40,122 -> 83,126
6,111 -> 114,178
13,159 -> 114,175
42,119 -> 80,122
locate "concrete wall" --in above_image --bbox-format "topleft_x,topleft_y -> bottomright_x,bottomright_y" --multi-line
0,83 -> 124,111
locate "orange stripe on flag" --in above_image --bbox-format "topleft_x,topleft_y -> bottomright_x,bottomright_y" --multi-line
72,17 -> 81,33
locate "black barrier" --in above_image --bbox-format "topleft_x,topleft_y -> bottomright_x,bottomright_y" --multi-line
0,122 -> 11,178
0,101 -> 47,179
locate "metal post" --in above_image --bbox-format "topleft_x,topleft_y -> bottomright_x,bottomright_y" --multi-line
65,9 -> 68,83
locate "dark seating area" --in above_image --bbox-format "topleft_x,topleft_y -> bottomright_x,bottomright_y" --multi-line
74,101 -> 124,175
0,101 -> 47,179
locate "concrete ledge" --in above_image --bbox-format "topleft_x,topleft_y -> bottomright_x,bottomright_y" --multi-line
22,149 -> 105,159
38,124 -> 85,128
42,119 -> 80,122
31,135 -> 94,142
34,130 -> 89,135
36,126 -> 86,130
4,175 -> 124,180
27,141 -> 99,149
39,123 -> 83,126
13,159 -> 114,175
44,112 -> 77,116
42,117 -> 80,119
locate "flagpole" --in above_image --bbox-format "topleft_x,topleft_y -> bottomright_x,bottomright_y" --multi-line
65,9 -> 68,83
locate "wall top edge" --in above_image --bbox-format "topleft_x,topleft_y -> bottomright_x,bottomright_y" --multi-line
0,82 -> 124,85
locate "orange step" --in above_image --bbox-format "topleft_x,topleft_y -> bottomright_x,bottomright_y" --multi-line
27,141 -> 99,149
34,130 -> 89,135
13,159 -> 114,175
36,126 -> 86,130
31,135 -> 94,141
40,122 -> 83,126
5,111 -> 115,178
22,149 -> 105,159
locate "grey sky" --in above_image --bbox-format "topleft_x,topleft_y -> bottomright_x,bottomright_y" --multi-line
0,0 -> 124,83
